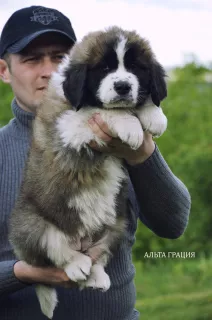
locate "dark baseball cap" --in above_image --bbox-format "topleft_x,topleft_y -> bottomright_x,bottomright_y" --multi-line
0,6 -> 77,58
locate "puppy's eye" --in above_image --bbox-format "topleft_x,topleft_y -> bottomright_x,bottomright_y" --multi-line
129,62 -> 147,71
95,62 -> 109,72
125,60 -> 138,70
103,65 -> 109,72
100,61 -> 110,71
139,64 -> 148,71
129,62 -> 136,69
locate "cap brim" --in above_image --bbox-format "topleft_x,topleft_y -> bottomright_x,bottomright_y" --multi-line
7,29 -> 75,54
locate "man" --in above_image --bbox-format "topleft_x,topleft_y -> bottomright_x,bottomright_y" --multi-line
0,5 -> 191,320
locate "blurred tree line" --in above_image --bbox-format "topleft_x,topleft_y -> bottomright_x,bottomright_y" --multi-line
0,61 -> 211,262
0,80 -> 14,127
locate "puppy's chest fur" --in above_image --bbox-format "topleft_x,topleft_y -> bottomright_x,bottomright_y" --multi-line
66,157 -> 127,235
29,102 -> 130,239
26,131 -> 128,238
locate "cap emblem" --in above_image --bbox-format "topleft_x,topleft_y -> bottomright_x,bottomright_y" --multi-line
30,7 -> 59,25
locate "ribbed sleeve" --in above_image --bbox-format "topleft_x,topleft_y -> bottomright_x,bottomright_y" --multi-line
126,144 -> 191,239
0,260 -> 27,296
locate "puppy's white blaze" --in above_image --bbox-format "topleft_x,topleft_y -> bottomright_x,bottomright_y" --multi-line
115,36 -> 127,67
68,158 -> 126,233
35,285 -> 58,319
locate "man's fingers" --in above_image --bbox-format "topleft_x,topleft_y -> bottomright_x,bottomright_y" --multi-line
89,140 -> 111,152
89,138 -> 128,158
88,117 -> 112,143
93,114 -> 114,135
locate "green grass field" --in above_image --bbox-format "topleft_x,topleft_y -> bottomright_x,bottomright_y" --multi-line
134,257 -> 212,319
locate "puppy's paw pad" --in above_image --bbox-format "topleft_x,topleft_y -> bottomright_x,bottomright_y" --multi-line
115,118 -> 144,150
122,130 -> 143,150
139,106 -> 167,137
65,254 -> 92,282
83,265 -> 111,291
86,272 -> 111,291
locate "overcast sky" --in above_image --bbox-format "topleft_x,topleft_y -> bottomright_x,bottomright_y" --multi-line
0,0 -> 211,68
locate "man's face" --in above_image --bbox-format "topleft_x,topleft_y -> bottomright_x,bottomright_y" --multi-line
5,34 -> 72,112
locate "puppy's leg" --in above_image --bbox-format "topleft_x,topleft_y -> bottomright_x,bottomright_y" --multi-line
101,111 -> 144,150
80,218 -> 126,291
135,102 -> 167,137
10,208 -> 59,319
81,254 -> 111,292
56,109 -> 107,152
35,225 -> 92,318
40,224 -> 92,281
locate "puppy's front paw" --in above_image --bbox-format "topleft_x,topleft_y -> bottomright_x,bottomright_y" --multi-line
114,116 -> 144,150
64,252 -> 92,282
138,105 -> 167,137
80,264 -> 111,291
56,111 -> 95,151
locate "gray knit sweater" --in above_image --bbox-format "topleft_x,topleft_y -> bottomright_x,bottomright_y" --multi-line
0,99 -> 191,320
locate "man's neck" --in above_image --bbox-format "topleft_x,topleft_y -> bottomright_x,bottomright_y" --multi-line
15,97 -> 35,114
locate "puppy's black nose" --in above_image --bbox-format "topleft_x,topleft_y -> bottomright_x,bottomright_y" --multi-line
114,81 -> 131,95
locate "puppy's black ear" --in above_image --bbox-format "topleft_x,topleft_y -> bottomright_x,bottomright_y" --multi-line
62,64 -> 87,109
150,61 -> 167,106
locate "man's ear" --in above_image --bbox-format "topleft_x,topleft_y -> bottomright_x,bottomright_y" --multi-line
0,59 -> 11,84
62,64 -> 87,110
150,61 -> 167,106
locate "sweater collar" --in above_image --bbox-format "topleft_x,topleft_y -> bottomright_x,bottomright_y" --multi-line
11,99 -> 35,129
8,99 -> 35,139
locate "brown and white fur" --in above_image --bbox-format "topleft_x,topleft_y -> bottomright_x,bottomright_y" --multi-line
9,26 -> 168,319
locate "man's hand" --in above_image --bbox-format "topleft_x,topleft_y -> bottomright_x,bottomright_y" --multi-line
14,260 -> 77,288
88,113 -> 155,165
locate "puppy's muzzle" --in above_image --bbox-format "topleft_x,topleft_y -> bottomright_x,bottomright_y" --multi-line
114,81 -> 131,95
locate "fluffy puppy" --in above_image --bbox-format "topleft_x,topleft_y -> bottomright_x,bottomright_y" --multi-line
9,26 -> 167,319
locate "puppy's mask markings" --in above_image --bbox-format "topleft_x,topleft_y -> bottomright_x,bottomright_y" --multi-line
97,36 -> 139,107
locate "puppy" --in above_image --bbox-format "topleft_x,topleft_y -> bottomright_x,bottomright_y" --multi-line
9,26 -> 167,319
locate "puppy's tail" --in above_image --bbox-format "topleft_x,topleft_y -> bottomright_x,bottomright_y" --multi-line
35,284 -> 58,319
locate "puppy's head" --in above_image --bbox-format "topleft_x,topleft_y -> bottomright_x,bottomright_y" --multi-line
62,26 -> 167,110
